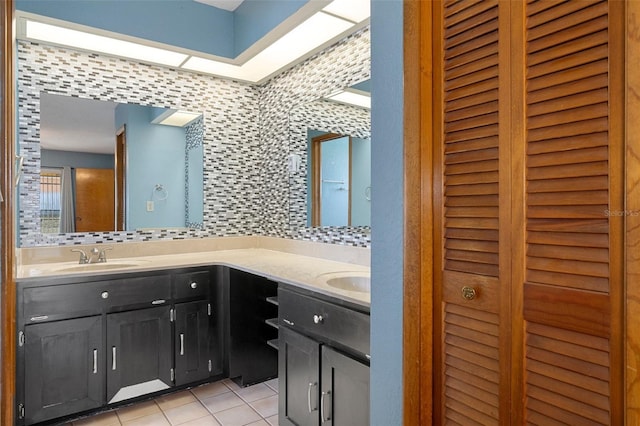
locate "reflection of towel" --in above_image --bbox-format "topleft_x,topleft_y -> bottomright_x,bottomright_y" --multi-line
59,166 -> 75,233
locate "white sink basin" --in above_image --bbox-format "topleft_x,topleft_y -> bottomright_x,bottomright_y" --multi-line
54,260 -> 151,273
323,272 -> 371,293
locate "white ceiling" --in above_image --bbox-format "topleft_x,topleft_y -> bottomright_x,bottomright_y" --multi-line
40,93 -> 118,155
194,0 -> 245,12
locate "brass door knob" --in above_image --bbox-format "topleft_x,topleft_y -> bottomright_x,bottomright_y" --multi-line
461,286 -> 477,300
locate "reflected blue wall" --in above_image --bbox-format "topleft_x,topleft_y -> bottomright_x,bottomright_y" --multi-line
115,104 -> 186,230
351,137 -> 371,226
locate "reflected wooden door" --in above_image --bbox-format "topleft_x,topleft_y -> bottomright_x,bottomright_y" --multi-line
75,168 -> 115,232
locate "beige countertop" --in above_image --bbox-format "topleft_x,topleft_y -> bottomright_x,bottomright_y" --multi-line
17,248 -> 371,307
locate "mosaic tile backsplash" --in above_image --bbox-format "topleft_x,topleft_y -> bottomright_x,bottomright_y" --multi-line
17,26 -> 370,248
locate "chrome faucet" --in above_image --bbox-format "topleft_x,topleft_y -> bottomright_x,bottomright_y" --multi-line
71,247 -> 113,264
70,248 -> 89,264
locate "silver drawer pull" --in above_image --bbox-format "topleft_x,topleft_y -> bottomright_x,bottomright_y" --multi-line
93,349 -> 98,374
308,382 -> 317,413
190,282 -> 198,289
151,299 -> 166,305
313,314 -> 324,324
283,318 -> 294,326
321,390 -> 331,423
112,346 -> 117,370
30,315 -> 49,322
180,333 -> 185,356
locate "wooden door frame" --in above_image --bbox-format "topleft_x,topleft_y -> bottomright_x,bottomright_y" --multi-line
626,1 -> 640,422
115,125 -> 126,231
310,132 -> 352,227
403,1 -> 637,423
402,1 -> 433,425
1,0 -> 16,424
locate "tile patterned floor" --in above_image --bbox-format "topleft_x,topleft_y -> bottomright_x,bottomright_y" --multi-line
65,378 -> 279,426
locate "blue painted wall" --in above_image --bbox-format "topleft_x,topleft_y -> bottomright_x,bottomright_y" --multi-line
115,104 -> 186,230
41,149 -> 114,169
370,0 -> 403,424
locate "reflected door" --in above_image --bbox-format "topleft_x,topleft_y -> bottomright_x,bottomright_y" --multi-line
311,134 -> 351,226
75,168 -> 115,232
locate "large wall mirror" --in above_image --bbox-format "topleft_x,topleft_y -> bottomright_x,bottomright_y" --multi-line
37,93 -> 204,234
288,79 -> 371,232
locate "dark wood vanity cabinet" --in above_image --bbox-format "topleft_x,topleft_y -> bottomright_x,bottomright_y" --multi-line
227,268 -> 278,386
23,316 -> 104,425
278,286 -> 370,426
174,300 -> 211,385
106,306 -> 173,403
15,267 -> 220,426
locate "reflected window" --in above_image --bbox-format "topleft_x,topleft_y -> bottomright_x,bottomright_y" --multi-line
40,168 -> 62,233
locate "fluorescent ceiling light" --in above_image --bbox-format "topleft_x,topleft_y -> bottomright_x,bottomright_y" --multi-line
25,20 -> 188,67
183,11 -> 353,82
152,110 -> 202,127
323,0 -> 370,23
327,90 -> 370,109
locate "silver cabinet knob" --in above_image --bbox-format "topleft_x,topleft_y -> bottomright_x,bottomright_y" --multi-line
190,282 -> 198,289
313,314 -> 324,324
101,291 -> 109,299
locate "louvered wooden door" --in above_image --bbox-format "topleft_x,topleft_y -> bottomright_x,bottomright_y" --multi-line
433,1 -> 623,424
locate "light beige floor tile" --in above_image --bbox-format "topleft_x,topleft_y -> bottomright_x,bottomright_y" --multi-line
192,381 -> 232,400
213,405 -> 261,426
221,379 -> 242,392
117,400 -> 161,423
156,390 -> 198,411
234,384 -> 276,403
249,395 -> 278,419
121,412 -> 170,426
263,379 -> 278,393
245,421 -> 269,426
201,392 -> 246,414
73,410 -> 120,426
163,401 -> 210,425
264,415 -> 278,426
178,415 -> 221,426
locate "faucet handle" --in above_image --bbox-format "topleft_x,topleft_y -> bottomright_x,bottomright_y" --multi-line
70,248 -> 88,264
97,247 -> 113,263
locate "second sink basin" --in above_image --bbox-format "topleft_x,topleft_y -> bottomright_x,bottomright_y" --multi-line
324,272 -> 371,293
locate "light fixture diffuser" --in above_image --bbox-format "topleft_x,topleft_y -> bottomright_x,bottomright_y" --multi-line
25,20 -> 189,67
323,0 -> 371,23
183,11 -> 353,82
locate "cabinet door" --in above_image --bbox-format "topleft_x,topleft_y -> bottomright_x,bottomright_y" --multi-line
320,346 -> 369,426
24,316 -> 104,425
278,327 -> 320,426
106,306 -> 172,403
175,301 -> 210,386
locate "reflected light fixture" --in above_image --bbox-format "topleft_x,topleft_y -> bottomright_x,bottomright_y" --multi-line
326,89 -> 371,109
152,110 -> 202,127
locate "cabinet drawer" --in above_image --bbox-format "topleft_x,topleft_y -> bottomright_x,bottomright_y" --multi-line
23,281 -> 111,323
106,275 -> 171,311
174,270 -> 209,300
278,287 -> 370,356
